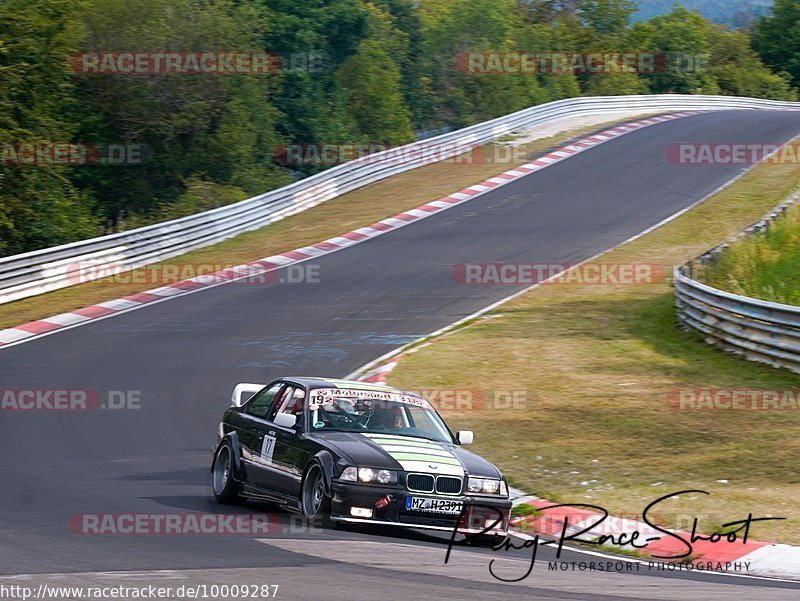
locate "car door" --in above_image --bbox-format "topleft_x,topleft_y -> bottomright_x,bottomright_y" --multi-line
267,386 -> 311,498
239,382 -> 292,496
247,384 -> 315,497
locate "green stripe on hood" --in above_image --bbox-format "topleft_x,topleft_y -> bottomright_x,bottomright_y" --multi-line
362,433 -> 465,474
387,452 -> 461,466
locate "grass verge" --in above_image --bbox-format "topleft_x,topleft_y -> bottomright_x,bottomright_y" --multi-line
0,116 -> 646,330
387,158 -> 800,545
696,203 -> 800,304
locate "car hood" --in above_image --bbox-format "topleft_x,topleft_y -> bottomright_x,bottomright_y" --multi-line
316,432 -> 502,478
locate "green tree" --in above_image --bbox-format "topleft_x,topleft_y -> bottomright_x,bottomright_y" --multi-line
575,0 -> 646,95
709,28 -> 796,100
338,39 -> 414,144
752,0 -> 800,89
578,0 -> 637,38
628,7 -> 718,94
71,0 -> 289,224
373,0 -> 439,130
584,71 -> 648,95
421,0 -> 549,126
0,0 -> 97,255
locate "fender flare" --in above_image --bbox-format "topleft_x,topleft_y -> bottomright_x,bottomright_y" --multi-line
214,432 -> 244,482
304,450 -> 335,495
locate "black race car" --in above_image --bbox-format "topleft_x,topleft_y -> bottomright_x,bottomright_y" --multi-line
211,376 -> 511,535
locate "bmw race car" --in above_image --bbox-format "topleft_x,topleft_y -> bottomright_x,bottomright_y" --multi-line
211,377 -> 512,535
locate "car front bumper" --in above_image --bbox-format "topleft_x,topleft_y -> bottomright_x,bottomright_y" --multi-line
330,480 -> 512,535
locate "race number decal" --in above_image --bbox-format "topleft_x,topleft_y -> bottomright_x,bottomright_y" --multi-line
261,435 -> 276,463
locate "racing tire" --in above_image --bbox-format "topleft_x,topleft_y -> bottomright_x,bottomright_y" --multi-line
212,442 -> 243,505
301,463 -> 331,520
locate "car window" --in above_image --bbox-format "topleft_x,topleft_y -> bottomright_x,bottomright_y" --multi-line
406,405 -> 451,440
265,385 -> 295,422
307,393 -> 453,443
245,383 -> 284,419
272,387 -> 306,428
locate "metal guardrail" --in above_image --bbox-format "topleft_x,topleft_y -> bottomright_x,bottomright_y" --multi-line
2,94 -> 800,305
675,194 -> 800,375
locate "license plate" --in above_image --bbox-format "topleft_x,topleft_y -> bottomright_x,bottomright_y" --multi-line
405,496 -> 463,514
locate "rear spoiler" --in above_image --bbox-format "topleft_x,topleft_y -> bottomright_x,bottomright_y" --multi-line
231,383 -> 266,407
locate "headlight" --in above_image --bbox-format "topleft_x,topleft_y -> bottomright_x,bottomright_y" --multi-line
468,477 -> 503,494
359,468 -> 396,484
339,466 -> 396,484
483,479 -> 500,494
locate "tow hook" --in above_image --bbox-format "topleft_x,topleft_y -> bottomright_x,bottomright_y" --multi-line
375,494 -> 394,509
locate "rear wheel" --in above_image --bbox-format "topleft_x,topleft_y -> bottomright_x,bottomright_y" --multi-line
212,443 -> 242,505
301,464 -> 330,519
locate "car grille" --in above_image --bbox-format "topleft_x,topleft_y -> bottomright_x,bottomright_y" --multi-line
406,473 -> 435,493
435,476 -> 463,495
406,473 -> 463,496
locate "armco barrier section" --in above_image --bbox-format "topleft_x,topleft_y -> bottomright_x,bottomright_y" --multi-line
675,269 -> 800,374
2,94 -> 800,305
674,194 -> 800,375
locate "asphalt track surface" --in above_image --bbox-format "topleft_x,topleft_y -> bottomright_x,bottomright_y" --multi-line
2,110 -> 800,599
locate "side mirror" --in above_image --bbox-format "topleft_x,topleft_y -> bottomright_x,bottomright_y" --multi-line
274,412 -> 297,429
457,430 -> 473,445
231,383 -> 265,407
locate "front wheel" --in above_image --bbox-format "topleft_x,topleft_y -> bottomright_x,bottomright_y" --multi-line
301,464 -> 330,519
212,443 -> 242,505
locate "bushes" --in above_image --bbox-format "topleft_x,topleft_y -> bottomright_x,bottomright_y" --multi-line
696,205 -> 800,304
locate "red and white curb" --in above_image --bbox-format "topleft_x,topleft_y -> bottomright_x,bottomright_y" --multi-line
0,112 -> 698,350
507,493 -> 800,580
356,356 -> 401,384
356,355 -> 800,581
357,359 -> 403,384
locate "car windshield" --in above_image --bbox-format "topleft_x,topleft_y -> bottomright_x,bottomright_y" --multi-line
307,388 -> 453,443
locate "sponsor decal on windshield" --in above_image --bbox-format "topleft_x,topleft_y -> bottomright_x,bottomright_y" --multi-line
308,388 -> 432,409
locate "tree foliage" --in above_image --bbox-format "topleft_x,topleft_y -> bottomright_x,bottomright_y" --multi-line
0,0 -> 795,256
0,0 -> 96,255
752,0 -> 800,89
